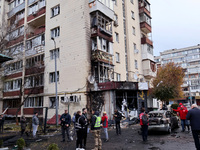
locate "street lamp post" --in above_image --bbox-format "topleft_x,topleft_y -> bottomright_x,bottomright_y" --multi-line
51,37 -> 58,126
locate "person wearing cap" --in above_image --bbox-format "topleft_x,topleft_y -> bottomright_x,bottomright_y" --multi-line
101,111 -> 109,142
173,103 -> 189,132
0,114 -> 5,134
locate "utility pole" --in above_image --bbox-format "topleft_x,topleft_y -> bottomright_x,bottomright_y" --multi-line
51,38 -> 58,126
187,65 -> 192,106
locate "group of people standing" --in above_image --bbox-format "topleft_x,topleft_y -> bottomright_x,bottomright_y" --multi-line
60,108 -> 109,150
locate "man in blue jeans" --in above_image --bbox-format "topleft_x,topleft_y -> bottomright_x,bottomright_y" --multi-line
186,104 -> 200,150
139,108 -> 149,142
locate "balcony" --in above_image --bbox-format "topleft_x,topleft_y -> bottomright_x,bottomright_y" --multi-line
141,44 -> 154,61
27,26 -> 45,39
142,60 -> 156,79
24,108 -> 43,115
141,37 -> 153,46
89,0 -> 114,20
140,22 -> 151,34
91,26 -> 113,42
8,2 -> 25,18
27,6 -> 46,23
139,6 -> 151,18
7,35 -> 24,47
91,49 -> 113,65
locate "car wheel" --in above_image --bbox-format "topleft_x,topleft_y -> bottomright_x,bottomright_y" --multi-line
168,127 -> 171,134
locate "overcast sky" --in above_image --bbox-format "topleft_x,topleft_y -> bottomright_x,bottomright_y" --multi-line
150,0 -> 200,56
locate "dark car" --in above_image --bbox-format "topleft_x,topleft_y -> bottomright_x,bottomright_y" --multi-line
148,110 -> 179,133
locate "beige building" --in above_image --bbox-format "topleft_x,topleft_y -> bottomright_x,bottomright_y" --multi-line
0,0 -> 156,120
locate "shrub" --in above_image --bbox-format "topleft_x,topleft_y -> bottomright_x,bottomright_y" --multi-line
48,143 -> 59,150
16,138 -> 25,150
171,103 -> 179,110
0,139 -> 3,148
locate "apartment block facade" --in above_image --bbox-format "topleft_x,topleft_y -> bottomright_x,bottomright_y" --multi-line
155,45 -> 200,106
0,0 -> 155,120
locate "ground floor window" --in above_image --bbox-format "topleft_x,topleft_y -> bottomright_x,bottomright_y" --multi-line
49,97 -> 59,108
3,99 -> 21,108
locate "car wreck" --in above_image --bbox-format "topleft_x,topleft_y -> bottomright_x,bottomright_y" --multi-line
148,110 -> 179,133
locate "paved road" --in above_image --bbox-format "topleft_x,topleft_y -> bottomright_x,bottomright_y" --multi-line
29,124 -> 196,150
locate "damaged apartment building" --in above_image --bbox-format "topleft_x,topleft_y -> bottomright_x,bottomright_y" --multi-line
0,0 -> 156,120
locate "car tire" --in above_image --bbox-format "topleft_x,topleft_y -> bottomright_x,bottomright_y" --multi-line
168,127 -> 171,134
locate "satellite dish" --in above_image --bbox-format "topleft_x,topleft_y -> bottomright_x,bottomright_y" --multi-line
133,73 -> 138,80
88,75 -> 95,84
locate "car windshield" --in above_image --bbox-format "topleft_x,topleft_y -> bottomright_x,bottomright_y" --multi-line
149,113 -> 163,118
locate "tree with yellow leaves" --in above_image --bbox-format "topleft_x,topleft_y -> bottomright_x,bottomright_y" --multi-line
152,62 -> 185,102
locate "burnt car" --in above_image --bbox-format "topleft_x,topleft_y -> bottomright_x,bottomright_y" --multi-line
148,110 -> 179,133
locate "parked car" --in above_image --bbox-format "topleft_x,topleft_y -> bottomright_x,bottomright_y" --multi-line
148,110 -> 179,133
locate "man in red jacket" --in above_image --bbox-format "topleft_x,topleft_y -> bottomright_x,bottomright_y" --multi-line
173,103 -> 189,132
101,111 -> 109,142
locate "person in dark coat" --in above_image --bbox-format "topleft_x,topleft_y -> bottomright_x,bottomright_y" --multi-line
20,115 -> 27,136
82,108 -> 88,149
0,114 -> 5,133
186,104 -> 200,150
114,109 -> 122,135
60,109 -> 71,142
75,110 -> 86,149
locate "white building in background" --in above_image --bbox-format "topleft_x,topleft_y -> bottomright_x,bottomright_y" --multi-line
155,45 -> 200,106
0,0 -> 156,119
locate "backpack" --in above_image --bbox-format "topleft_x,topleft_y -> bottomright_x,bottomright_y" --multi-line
142,113 -> 148,125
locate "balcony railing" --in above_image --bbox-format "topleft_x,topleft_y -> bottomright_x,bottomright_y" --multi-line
27,6 -> 46,22
141,37 -> 153,46
140,22 -> 151,34
139,6 -> 151,17
8,2 -> 25,18
91,49 -> 113,65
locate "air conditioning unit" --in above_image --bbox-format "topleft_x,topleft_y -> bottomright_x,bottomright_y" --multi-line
114,20 -> 118,27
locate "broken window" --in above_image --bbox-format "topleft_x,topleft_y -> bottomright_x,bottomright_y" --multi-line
49,97 -> 59,108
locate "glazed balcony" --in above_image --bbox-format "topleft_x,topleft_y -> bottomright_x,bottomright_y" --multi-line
8,2 -> 25,18
141,44 -> 154,61
89,0 -> 114,20
142,60 -> 156,79
141,37 -> 153,46
27,6 -> 46,23
91,49 -> 113,65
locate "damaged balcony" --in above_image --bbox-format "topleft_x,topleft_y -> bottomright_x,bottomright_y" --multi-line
141,44 -> 154,61
92,62 -> 114,83
92,50 -> 113,65
91,11 -> 113,40
142,60 -> 156,79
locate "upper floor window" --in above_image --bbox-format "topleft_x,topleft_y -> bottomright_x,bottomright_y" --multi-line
135,60 -> 138,69
51,5 -> 60,17
51,27 -> 60,38
49,71 -> 59,83
9,0 -> 25,11
132,27 -> 135,35
116,52 -> 120,63
131,11 -> 135,19
114,0 -> 117,6
115,32 -> 119,43
50,48 -> 60,60
116,73 -> 121,81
